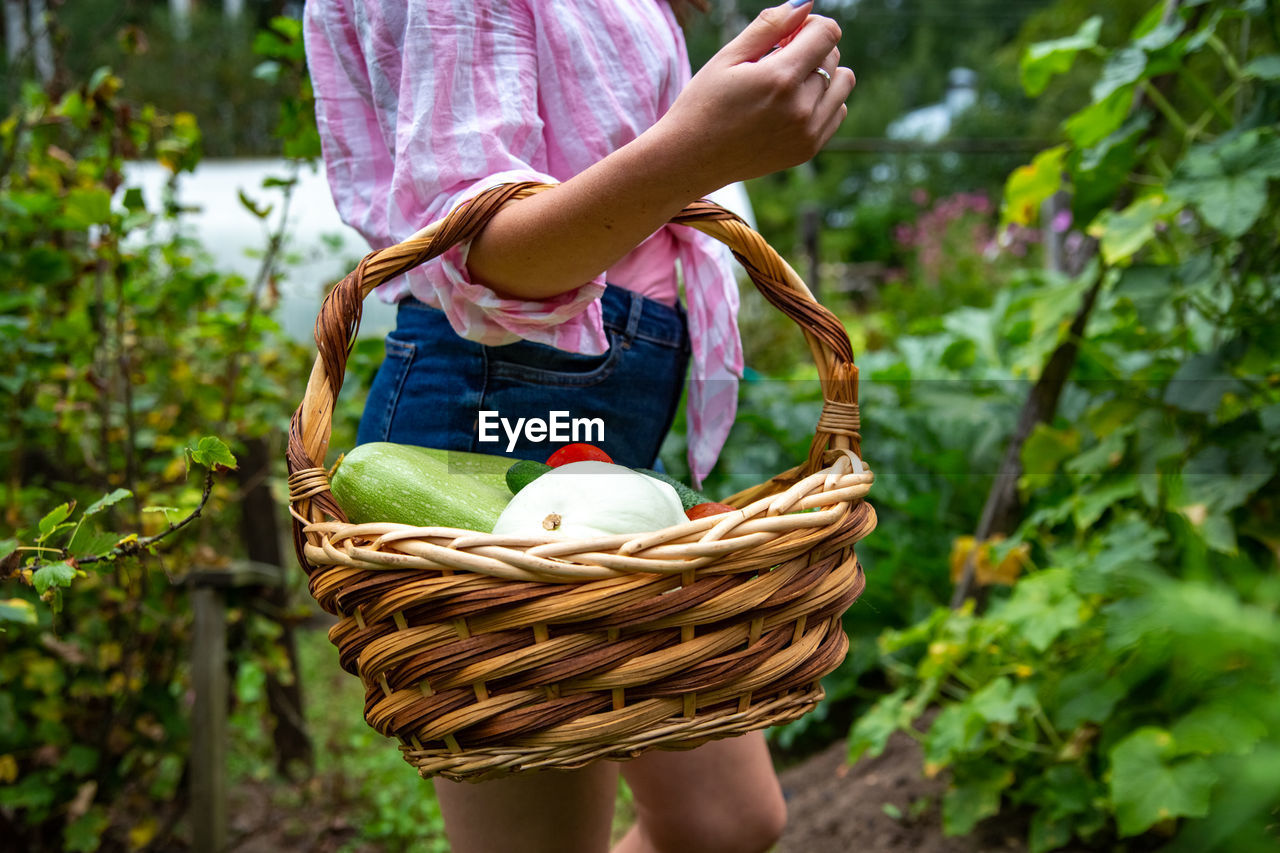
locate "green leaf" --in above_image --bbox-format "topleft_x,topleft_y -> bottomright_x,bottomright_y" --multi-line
0,539 -> 17,561
993,569 -> 1084,653
32,561 -> 78,596
1243,55 -> 1280,80
1064,431 -> 1128,480
1171,703 -> 1267,758
1050,668 -> 1125,730
1163,352 -> 1236,415
1021,17 -> 1102,96
187,436 -> 238,471
21,245 -> 74,285
1020,424 -> 1079,494
83,488 -> 132,518
1065,86 -> 1134,149
38,502 -> 75,539
1091,47 -> 1147,103
1074,517 -> 1167,596
1073,114 -> 1149,225
63,744 -> 101,776
1133,17 -> 1185,52
943,762 -> 1014,836
1072,475 -> 1139,529
924,703 -> 982,769
1108,728 -> 1217,836
1181,435 -> 1273,515
64,804 -> 110,853
66,526 -> 121,560
1029,810 -> 1074,853
60,188 -> 113,228
1027,271 -> 1091,353
848,687 -> 912,763
237,189 -> 273,220
121,187 -> 147,212
1002,145 -> 1067,227
1088,195 -> 1178,265
0,598 -> 38,625
969,677 -> 1037,726
1167,128 -> 1280,238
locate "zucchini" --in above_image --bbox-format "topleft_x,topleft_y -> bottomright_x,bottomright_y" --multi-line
505,459 -> 552,495
330,442 -> 514,532
634,468 -> 712,511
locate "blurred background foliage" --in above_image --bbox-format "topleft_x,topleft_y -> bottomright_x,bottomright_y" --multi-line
2,0 -> 1278,851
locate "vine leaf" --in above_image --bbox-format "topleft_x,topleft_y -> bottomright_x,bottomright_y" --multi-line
83,488 -> 132,518
186,436 -> 238,471
1167,129 -> 1280,238
32,561 -> 78,596
1021,16 -> 1102,96
943,763 -> 1015,836
1108,727 -> 1217,836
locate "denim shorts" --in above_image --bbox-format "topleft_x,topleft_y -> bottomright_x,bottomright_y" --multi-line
356,284 -> 691,469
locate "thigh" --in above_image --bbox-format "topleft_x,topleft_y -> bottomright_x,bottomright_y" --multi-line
432,763 -> 620,853
618,732 -> 786,853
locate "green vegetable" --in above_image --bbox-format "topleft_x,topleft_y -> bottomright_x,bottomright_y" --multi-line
330,442 -> 514,532
505,459 -> 552,495
635,468 -> 712,511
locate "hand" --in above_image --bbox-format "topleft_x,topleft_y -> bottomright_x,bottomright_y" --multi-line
655,0 -> 856,194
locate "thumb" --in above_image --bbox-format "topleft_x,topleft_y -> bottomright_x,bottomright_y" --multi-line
720,1 -> 814,63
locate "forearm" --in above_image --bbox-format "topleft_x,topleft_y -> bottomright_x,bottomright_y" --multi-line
464,123 -> 718,300
464,2 -> 853,301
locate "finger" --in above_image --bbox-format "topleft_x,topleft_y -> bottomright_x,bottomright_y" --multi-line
719,1 -> 814,64
820,46 -> 840,78
764,15 -> 843,80
812,66 -> 856,128
804,46 -> 841,95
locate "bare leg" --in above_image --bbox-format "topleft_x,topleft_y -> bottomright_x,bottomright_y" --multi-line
613,732 -> 787,853
433,762 -> 620,853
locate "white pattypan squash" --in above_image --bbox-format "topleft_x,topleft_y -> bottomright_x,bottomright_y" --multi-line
491,460 -> 686,538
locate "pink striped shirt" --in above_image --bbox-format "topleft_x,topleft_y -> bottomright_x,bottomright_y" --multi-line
304,0 -> 743,485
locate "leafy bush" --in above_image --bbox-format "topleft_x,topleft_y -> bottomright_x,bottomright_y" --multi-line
847,1 -> 1280,849
0,19 -> 317,849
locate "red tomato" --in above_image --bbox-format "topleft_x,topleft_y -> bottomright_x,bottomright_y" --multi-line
685,502 -> 737,520
545,443 -> 613,467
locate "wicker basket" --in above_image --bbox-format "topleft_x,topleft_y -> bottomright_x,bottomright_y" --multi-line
286,182 -> 876,781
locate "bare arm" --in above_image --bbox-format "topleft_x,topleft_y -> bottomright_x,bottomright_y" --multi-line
466,1 -> 856,300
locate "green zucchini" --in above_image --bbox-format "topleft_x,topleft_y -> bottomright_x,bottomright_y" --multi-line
505,459 -> 552,495
634,468 -> 712,511
330,442 -> 514,532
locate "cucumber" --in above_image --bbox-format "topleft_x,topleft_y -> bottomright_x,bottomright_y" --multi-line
505,459 -> 552,495
330,442 -> 514,532
635,468 -> 712,512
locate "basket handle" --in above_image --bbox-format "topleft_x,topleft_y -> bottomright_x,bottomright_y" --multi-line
287,182 -> 861,530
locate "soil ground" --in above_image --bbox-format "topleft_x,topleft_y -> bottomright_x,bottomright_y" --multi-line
775,731 -> 1030,853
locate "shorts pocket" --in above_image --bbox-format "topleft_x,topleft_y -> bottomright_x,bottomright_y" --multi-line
486,327 -> 625,387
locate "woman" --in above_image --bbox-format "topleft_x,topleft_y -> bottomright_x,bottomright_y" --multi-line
305,1 -> 854,850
